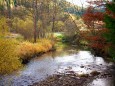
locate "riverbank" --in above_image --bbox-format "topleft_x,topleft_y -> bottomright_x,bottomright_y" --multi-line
18,39 -> 55,64
0,38 -> 55,75
0,43 -> 115,86
32,69 -> 114,86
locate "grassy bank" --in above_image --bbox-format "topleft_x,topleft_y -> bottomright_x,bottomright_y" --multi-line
18,39 -> 54,63
0,38 -> 54,75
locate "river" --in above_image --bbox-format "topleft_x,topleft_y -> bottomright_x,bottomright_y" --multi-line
0,43 -> 115,86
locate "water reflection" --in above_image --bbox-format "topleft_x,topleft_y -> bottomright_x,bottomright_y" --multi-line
0,45 -> 114,86
87,78 -> 115,86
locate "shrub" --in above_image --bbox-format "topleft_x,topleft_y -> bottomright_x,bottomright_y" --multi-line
0,17 -> 9,36
37,39 -> 54,51
12,17 -> 34,39
0,39 -> 22,75
18,39 -> 54,60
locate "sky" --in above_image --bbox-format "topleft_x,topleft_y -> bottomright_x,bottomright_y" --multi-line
66,0 -> 89,7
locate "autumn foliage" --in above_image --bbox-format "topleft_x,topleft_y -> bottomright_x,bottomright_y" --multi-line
18,39 -> 54,61
83,6 -> 104,28
82,1 -> 110,56
0,39 -> 22,75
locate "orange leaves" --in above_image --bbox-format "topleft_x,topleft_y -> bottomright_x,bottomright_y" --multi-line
82,2 -> 106,50
83,7 -> 94,26
90,42 -> 104,49
86,35 -> 106,51
98,28 -> 109,33
83,6 -> 104,29
82,0 -> 112,55
94,12 -> 104,21
87,36 -> 104,41
80,28 -> 108,51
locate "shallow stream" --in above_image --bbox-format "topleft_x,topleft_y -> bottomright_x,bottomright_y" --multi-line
0,43 -> 115,86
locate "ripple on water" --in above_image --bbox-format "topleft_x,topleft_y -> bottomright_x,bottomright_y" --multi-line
0,50 -> 114,86
87,77 -> 115,86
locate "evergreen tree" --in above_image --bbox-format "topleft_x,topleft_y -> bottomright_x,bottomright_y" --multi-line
104,0 -> 115,58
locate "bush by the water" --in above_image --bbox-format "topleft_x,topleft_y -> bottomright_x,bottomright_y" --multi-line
0,38 -> 54,75
0,39 -> 22,75
18,39 -> 54,60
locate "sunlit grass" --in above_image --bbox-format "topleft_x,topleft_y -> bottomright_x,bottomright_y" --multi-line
0,38 -> 22,75
0,38 -> 54,75
18,39 -> 54,60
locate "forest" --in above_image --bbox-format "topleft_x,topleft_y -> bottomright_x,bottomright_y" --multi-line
0,0 -> 115,86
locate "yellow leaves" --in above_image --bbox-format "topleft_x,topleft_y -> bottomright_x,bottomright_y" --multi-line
0,17 -> 9,36
0,38 -> 22,75
37,20 -> 42,29
0,38 -> 53,75
12,17 -> 34,39
13,17 -> 33,30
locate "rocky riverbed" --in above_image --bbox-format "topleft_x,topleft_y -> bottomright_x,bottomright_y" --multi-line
32,69 -> 114,86
0,46 -> 115,86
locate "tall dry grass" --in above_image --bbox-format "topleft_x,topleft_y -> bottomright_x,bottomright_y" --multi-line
0,39 -> 22,75
0,38 -> 54,75
18,39 -> 54,60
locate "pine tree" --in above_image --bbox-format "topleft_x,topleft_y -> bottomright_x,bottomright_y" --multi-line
104,0 -> 115,58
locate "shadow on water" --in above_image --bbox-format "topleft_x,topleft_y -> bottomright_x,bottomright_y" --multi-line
0,42 -> 115,86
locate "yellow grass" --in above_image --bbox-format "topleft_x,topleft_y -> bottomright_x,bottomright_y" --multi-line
0,38 -> 54,75
18,39 -> 54,60
0,39 -> 22,75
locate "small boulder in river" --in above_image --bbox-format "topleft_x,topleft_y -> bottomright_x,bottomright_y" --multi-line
90,71 -> 100,76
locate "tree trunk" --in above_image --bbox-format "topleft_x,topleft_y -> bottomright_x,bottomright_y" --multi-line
33,0 -> 37,43
6,0 -> 11,18
52,0 -> 57,40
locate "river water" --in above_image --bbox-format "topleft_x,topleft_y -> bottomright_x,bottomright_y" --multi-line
0,43 -> 115,86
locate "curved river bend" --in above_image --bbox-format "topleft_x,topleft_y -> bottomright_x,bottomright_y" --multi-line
0,44 -> 115,86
